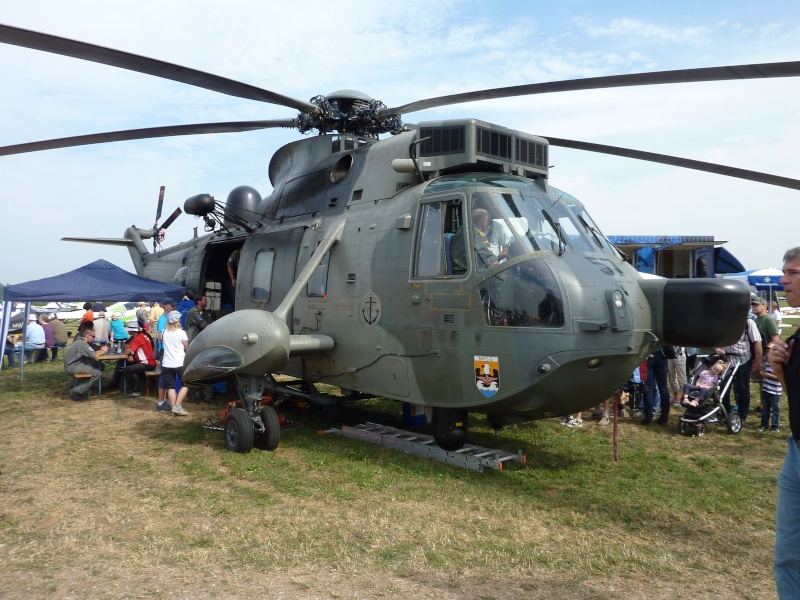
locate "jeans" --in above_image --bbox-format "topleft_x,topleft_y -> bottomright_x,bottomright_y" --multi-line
722,357 -> 753,419
17,341 -> 44,362
775,438 -> 800,598
761,391 -> 781,430
645,353 -> 670,421
3,345 -> 21,367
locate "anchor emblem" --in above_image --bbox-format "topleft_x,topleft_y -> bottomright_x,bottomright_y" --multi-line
362,292 -> 382,326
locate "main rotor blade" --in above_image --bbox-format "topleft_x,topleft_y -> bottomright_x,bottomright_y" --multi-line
382,61 -> 800,116
0,24 -> 319,114
544,136 -> 800,191
0,119 -> 296,156
160,207 -> 182,230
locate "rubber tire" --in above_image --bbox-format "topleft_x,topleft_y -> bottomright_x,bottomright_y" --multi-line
254,405 -> 281,451
727,411 -> 743,435
225,408 -> 254,453
696,423 -> 705,437
679,421 -> 688,435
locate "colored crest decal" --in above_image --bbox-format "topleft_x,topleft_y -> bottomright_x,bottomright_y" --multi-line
474,355 -> 499,398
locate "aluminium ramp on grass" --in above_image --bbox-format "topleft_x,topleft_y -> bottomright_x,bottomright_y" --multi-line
327,422 -> 525,472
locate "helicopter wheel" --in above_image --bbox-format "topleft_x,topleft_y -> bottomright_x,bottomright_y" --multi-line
726,411 -> 743,435
432,408 -> 468,451
253,405 -> 281,451
225,408 -> 254,453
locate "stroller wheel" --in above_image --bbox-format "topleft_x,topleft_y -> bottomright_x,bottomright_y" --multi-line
727,411 -> 743,435
696,423 -> 705,437
679,421 -> 689,435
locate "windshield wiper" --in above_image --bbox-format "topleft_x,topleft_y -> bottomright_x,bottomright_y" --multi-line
541,209 -> 566,256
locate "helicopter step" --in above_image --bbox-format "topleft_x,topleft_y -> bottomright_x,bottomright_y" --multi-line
327,422 -> 525,472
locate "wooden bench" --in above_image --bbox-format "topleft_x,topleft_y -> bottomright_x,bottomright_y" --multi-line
145,370 -> 161,397
71,373 -> 101,399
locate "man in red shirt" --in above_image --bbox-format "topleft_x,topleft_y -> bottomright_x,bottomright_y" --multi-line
119,321 -> 157,396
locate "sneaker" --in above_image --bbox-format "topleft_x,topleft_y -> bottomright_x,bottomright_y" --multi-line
565,417 -> 583,428
156,401 -> 172,411
598,416 -> 611,426
771,427 -> 781,433
172,404 -> 188,416
758,426 -> 767,432
670,397 -> 681,406
561,416 -> 571,425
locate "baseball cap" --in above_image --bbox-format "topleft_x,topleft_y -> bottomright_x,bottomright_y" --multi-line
161,297 -> 176,307
752,297 -> 767,306
167,310 -> 182,324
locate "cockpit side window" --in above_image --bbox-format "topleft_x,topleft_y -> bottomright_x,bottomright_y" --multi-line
413,199 -> 464,278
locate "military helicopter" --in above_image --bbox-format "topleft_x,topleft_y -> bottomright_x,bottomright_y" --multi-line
2,23 -> 799,453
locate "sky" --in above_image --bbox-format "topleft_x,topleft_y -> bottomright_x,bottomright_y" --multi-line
1,0 -> 799,284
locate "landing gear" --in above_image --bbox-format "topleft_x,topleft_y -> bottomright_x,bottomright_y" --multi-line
432,407 -> 469,451
225,408 -> 254,453
223,373 -> 282,454
254,405 -> 281,451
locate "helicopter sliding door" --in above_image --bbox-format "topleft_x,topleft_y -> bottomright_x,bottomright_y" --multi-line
237,228 -> 305,317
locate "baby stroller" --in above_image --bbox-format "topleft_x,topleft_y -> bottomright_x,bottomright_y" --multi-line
678,354 -> 742,436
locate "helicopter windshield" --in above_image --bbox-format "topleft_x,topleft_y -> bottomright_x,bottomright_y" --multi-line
471,189 -> 597,256
424,173 -> 618,259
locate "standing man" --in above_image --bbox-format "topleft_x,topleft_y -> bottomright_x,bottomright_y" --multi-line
185,294 -> 214,403
667,346 -> 687,406
753,296 -> 781,346
185,294 -> 212,342
768,247 -> 800,597
643,346 -> 670,426
148,301 -> 164,332
715,317 -> 761,423
135,302 -> 150,330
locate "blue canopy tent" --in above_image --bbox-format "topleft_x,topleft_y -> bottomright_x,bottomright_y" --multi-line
1,259 -> 184,379
723,267 -> 784,306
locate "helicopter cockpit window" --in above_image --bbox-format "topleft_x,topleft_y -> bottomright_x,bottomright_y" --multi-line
252,250 -> 275,302
307,251 -> 331,297
480,257 -> 564,328
412,199 -> 463,278
552,187 -> 622,258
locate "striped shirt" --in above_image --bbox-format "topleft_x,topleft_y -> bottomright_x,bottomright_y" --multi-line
763,360 -> 783,396
721,319 -> 760,366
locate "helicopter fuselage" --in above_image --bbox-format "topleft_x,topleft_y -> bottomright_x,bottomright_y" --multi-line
126,121 -> 748,427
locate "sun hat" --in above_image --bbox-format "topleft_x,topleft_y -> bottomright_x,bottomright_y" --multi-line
167,310 -> 182,324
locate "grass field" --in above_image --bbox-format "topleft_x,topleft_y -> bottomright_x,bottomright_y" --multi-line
0,357 -> 787,599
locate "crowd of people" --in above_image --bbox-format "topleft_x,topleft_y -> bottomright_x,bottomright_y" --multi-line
560,292 -> 787,432
3,292 -> 217,418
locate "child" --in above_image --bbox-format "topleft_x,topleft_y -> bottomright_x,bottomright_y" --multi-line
759,349 -> 782,432
108,313 -> 130,353
681,359 -> 727,407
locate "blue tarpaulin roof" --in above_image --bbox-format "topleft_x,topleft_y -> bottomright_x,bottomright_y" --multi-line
3,259 -> 184,302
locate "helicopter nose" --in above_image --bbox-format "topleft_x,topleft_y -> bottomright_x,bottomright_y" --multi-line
182,309 -> 291,384
183,345 -> 243,384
